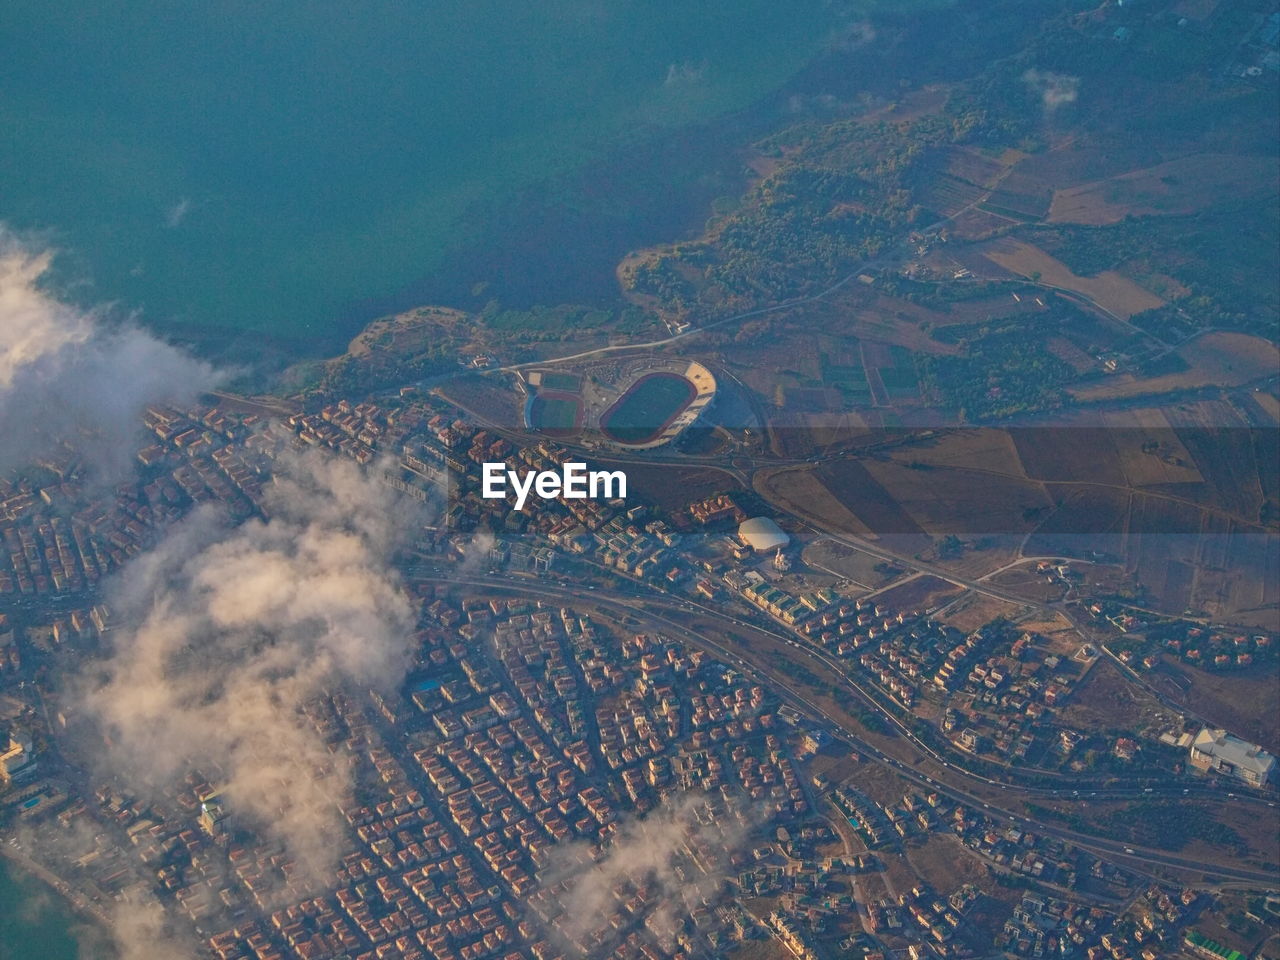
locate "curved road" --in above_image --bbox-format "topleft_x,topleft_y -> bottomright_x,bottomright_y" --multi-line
414,569 -> 1279,887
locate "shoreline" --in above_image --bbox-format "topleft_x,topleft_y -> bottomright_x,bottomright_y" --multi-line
131,36 -> 885,375
0,841 -> 116,937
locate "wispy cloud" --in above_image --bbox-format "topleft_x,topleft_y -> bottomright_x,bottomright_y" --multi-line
539,794 -> 756,955
1022,68 -> 1079,113
164,198 -> 192,228
0,228 -> 220,477
664,61 -> 706,87
82,450 -> 420,892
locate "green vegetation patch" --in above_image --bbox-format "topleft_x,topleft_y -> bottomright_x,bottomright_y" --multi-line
1029,800 -> 1244,852
879,345 -> 920,400
820,350 -> 872,403
530,394 -> 581,432
1186,929 -> 1246,960
1035,200 -> 1279,343
918,327 -> 1073,421
539,372 -> 581,392
1105,800 -> 1243,851
482,303 -> 657,342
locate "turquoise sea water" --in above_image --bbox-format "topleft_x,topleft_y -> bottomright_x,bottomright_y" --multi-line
1,0 -> 844,346
0,858 -> 108,960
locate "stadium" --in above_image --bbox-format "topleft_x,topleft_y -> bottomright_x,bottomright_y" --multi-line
524,358 -> 716,450
596,359 -> 715,449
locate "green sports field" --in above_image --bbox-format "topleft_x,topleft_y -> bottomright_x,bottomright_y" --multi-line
601,373 -> 695,444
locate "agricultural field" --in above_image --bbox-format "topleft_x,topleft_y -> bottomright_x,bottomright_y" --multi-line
796,290 -> 962,357
974,237 -> 1166,319
860,456 -> 1050,535
915,145 -> 1019,219
1012,428 -> 1128,485
888,428 -> 1027,476
1102,409 -> 1205,488
1046,153 -> 1280,226
819,346 -> 872,406
1188,529 -> 1280,629
864,343 -> 920,405
1069,332 -> 1280,402
1247,390 -> 1280,425
808,460 -> 927,537
1167,399 -> 1279,520
979,174 -> 1053,222
755,464 -> 869,535
752,409 -> 1274,626
1004,143 -> 1165,198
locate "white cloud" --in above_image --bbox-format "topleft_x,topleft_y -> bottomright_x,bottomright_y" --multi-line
541,794 -> 755,955
82,451 -> 420,893
664,61 -> 706,87
1022,68 -> 1079,113
165,198 -> 192,228
0,228 -> 220,477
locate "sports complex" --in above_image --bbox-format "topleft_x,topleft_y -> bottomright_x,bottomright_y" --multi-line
524,358 -> 715,450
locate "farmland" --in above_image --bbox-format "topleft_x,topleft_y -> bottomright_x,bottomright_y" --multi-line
975,237 -> 1166,319
1046,153 -> 1280,226
859,457 -> 1050,535
1069,332 -> 1280,402
807,460 -> 926,537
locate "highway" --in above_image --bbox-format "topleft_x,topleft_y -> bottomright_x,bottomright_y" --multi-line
410,568 -> 1279,888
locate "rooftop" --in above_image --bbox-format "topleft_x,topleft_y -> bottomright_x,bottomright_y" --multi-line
738,517 -> 790,553
1191,727 -> 1276,782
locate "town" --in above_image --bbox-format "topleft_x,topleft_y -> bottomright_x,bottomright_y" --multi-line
2,1 -> 1278,956
1,377 -> 1275,960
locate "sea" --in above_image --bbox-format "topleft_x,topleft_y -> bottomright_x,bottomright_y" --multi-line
0,0 -> 849,355
0,858 -> 110,960
1,0 -> 851,941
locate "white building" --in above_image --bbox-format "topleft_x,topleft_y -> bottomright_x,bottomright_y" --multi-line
1189,727 -> 1275,787
738,517 -> 790,553
0,730 -> 34,786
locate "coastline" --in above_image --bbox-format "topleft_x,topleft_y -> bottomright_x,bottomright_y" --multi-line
0,841 -> 115,948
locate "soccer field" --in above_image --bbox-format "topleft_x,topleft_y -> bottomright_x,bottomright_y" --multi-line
600,373 -> 695,445
530,394 -> 582,433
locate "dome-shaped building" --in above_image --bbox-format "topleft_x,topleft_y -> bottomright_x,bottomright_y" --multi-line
737,517 -> 790,553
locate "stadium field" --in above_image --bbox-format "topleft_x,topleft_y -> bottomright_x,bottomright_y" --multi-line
601,373 -> 696,445
530,393 -> 582,434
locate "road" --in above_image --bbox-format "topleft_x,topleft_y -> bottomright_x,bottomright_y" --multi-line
487,129 -> 1029,377
205,389 -> 301,419
1,841 -> 116,931
413,569 -> 1279,887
